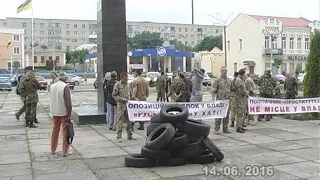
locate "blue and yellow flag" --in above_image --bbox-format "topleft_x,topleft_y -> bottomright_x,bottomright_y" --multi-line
17,0 -> 32,14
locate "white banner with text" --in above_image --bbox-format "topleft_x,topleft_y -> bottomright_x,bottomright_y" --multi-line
248,96 -> 320,114
126,100 -> 229,121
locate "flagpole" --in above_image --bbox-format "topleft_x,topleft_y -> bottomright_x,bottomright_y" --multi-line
31,5 -> 34,70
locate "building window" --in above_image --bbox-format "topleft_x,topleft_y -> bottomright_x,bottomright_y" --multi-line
40,30 -> 44,35
305,38 -> 310,49
178,28 -> 181,32
13,47 -> 20,55
22,22 -> 26,27
234,62 -> 237,73
216,29 -> 219,33
289,63 -> 295,73
56,56 -> 60,63
34,56 -> 37,63
40,38 -> 44,42
272,37 -> 277,49
289,37 -> 294,49
74,31 -> 78,35
264,36 -> 270,49
66,38 -> 70,42
281,63 -> 287,73
40,56 -> 44,63
49,56 -> 53,61
82,39 -> 86,43
297,37 -> 302,49
13,35 -> 20,42
82,31 -> 86,36
66,31 -> 70,35
66,46 -> 70,51
82,24 -> 85,28
66,24 -> 70,28
40,23 -> 44,27
239,39 -> 242,51
185,28 -> 188,32
282,37 -> 286,49
74,24 -> 77,28
227,40 -> 230,51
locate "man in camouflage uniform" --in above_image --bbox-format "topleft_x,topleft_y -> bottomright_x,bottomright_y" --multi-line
234,69 -> 248,133
229,71 -> 238,127
15,71 -> 26,121
170,73 -> 186,102
19,71 -> 40,128
112,72 -> 136,143
284,71 -> 299,99
165,73 -> 171,102
156,72 -> 166,102
244,73 -> 256,125
258,68 -> 277,121
211,66 -> 232,134
183,74 -> 193,102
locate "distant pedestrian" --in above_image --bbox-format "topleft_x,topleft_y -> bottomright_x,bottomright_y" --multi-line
190,69 -> 204,102
15,70 -> 27,121
156,72 -> 166,102
49,72 -> 73,157
284,71 -> 299,99
105,71 -> 118,131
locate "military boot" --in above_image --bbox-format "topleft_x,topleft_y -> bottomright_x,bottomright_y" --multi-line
34,119 -> 40,123
28,120 -> 38,128
230,121 -> 235,127
137,122 -> 144,130
236,127 -> 245,133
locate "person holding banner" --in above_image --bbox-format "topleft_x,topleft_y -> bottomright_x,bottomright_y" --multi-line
257,68 -> 277,121
112,72 -> 136,143
211,66 -> 232,134
244,73 -> 256,125
190,69 -> 205,102
234,69 -> 248,133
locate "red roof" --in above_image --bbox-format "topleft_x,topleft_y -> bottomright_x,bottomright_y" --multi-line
247,14 -> 312,27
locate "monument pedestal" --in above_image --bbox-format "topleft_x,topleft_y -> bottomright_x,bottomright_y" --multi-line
73,0 -> 127,125
72,108 -> 106,125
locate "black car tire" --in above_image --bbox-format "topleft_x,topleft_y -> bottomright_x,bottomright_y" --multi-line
188,153 -> 215,164
165,132 -> 188,152
150,114 -> 162,124
146,123 -> 162,136
75,81 -> 79,85
124,154 -> 156,168
141,146 -> 170,160
178,139 -> 204,158
202,137 -> 224,162
160,104 -> 188,124
158,157 -> 186,166
145,123 -> 175,150
178,119 -> 210,138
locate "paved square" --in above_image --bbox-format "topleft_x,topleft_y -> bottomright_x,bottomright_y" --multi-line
0,84 -> 318,180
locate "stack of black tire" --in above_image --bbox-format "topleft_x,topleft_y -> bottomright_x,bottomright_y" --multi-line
125,104 -> 224,168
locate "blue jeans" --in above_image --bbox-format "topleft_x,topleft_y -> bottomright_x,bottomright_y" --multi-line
106,103 -> 117,129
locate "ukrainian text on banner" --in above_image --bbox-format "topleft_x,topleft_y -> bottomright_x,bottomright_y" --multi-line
248,96 -> 320,114
126,100 -> 229,121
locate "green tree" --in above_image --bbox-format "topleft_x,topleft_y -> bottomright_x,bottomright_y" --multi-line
273,55 -> 283,72
128,31 -> 164,49
12,60 -> 20,70
304,29 -> 320,98
70,49 -> 89,71
295,63 -> 303,73
65,50 -> 72,63
193,35 -> 222,51
169,39 -> 193,51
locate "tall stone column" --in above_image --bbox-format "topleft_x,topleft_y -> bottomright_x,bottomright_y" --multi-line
97,0 -> 127,112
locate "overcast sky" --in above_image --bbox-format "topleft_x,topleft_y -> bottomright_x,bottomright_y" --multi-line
0,0 -> 318,25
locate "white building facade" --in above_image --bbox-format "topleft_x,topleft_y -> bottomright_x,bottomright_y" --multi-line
226,13 -> 312,75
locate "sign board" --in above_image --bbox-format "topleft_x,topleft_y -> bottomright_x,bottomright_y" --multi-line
127,51 -> 133,56
157,46 -> 166,57
129,64 -> 144,69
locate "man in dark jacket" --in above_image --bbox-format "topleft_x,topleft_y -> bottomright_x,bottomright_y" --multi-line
19,71 -> 40,128
105,71 -> 118,130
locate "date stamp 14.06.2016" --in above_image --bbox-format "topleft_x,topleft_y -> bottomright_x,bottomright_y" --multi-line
202,165 -> 274,177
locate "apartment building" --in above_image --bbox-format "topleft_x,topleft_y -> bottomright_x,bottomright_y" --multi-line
0,28 -> 25,71
0,17 -> 222,51
226,13 -> 312,75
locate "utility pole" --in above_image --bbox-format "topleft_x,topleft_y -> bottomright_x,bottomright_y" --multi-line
191,0 -> 194,24
209,13 -> 233,68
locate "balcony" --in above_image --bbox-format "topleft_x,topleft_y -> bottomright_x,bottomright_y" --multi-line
264,48 -> 283,55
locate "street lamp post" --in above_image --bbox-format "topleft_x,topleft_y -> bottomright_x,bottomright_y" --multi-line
191,0 -> 194,24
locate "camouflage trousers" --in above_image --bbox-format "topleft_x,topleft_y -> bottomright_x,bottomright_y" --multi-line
246,98 -> 254,121
215,109 -> 229,131
26,101 -> 37,125
258,94 -> 273,120
285,90 -> 296,99
157,89 -> 166,102
116,110 -> 133,139
229,99 -> 236,122
235,98 -> 246,128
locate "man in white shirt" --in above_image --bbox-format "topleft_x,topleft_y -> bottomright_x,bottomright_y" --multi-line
50,72 -> 73,157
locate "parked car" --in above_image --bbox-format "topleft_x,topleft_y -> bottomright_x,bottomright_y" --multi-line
0,77 -> 12,91
66,76 -> 75,90
67,74 -> 83,85
202,72 -> 212,86
272,74 -> 286,84
36,76 -> 48,90
10,75 -> 19,87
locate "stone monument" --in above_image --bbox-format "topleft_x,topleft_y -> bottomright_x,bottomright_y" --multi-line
72,0 -> 127,125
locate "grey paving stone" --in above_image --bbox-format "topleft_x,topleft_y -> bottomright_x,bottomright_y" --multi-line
248,128 -> 288,135
73,130 -> 101,137
282,148 -> 319,161
116,138 -> 145,147
95,167 -> 159,180
290,138 -> 319,148
166,175 -> 227,180
151,164 -> 205,178
221,145 -> 274,157
274,161 -> 319,179
34,170 -> 98,180
122,145 -> 142,154
78,147 -> 128,159
0,175 -> 33,180
0,140 -> 28,154
246,152 -> 307,166
258,141 -> 309,151
84,156 -> 126,170
0,153 -> 30,165
0,129 -> 26,136
211,138 -> 249,147
32,160 -> 89,174
72,139 -> 116,149
0,163 -> 31,177
268,133 -> 315,141
31,151 -> 82,162
233,135 -> 283,144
